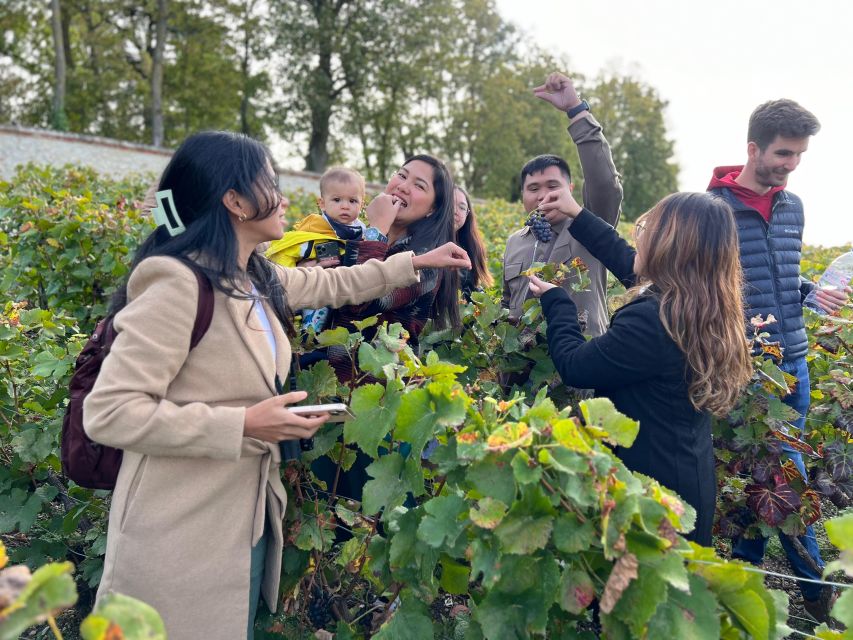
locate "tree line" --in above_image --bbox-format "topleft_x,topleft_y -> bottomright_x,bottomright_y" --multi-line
0,0 -> 678,218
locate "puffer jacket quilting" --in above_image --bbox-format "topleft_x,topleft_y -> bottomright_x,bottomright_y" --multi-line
709,187 -> 812,362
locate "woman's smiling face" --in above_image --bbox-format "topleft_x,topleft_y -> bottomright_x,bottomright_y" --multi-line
385,160 -> 436,228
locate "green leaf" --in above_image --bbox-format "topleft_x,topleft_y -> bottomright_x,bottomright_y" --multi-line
474,553 -> 561,637
80,592 -> 167,640
395,388 -> 438,459
358,341 -> 398,377
469,497 -> 508,530
510,450 -> 542,485
611,565 -> 667,636
0,489 -> 43,534
344,382 -> 401,456
645,575 -> 720,640
294,515 -> 334,552
317,326 -> 351,346
373,594 -> 434,640
440,556 -> 470,595
579,397 -> 639,447
829,587 -> 853,630
494,485 -> 556,555
465,456 -> 517,505
0,562 -> 77,640
295,360 -> 339,401
417,494 -> 468,549
552,514 -> 596,553
362,453 -> 411,515
469,537 -> 502,588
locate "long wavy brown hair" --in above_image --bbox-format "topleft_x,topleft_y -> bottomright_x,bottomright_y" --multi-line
454,187 -> 493,289
634,192 -> 751,416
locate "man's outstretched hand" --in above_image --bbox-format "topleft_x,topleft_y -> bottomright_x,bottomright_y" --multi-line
533,72 -> 582,113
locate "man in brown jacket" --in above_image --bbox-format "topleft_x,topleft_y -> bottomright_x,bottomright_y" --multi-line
502,72 -> 622,336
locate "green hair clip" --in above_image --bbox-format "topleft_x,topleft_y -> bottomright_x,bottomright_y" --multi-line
152,189 -> 186,236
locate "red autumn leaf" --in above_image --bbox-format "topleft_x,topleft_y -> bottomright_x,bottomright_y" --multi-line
745,482 -> 802,527
769,429 -> 821,458
800,489 -> 822,526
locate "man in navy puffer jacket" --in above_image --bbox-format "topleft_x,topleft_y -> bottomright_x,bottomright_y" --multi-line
709,99 -> 847,624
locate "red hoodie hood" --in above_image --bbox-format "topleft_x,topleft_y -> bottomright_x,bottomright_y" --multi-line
708,165 -> 784,222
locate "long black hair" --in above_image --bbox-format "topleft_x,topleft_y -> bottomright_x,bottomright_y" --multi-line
111,131 -> 295,335
454,187 -> 493,291
398,154 -> 461,330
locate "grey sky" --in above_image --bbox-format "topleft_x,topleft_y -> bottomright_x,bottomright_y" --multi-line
495,0 -> 853,247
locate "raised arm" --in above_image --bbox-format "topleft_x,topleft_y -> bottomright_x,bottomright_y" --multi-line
533,71 -> 623,225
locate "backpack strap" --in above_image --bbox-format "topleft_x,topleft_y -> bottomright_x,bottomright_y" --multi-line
189,268 -> 214,350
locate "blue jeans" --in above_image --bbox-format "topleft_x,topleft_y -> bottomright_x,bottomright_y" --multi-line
732,357 -> 825,600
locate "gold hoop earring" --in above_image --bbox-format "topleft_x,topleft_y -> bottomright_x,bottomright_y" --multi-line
239,215 -> 246,223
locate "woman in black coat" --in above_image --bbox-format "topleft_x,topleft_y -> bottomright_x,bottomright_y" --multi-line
528,191 -> 752,545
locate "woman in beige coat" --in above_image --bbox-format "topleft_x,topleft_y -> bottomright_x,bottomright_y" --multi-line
83,131 -> 470,639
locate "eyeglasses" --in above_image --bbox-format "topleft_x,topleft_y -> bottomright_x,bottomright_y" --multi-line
634,219 -> 647,236
457,203 -> 470,215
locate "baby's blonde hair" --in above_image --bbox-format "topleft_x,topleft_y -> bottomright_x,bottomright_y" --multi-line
319,166 -> 366,202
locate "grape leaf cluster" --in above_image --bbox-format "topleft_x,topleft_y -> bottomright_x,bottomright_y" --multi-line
525,212 -> 552,243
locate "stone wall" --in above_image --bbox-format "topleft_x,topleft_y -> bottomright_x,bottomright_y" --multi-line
0,125 -> 384,194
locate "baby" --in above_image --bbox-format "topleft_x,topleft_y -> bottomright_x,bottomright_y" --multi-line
266,167 -> 367,332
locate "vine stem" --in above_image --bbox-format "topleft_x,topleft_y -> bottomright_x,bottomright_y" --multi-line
4,361 -> 19,417
379,583 -> 403,626
540,475 -> 586,523
433,476 -> 447,498
329,441 -> 348,504
47,615 -> 64,639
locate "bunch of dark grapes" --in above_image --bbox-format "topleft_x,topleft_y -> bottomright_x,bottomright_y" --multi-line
307,586 -> 333,630
526,212 -> 552,243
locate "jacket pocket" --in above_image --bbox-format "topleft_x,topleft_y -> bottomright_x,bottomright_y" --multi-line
119,456 -> 148,533
504,261 -> 524,281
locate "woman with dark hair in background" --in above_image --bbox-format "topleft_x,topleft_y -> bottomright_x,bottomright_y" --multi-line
82,131 -> 470,639
529,190 -> 752,545
454,186 -> 494,299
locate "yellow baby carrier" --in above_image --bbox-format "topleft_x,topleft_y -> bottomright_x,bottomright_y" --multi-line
265,214 -> 346,268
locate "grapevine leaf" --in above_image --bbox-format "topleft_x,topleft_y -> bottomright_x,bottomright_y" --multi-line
439,556 -> 470,595
494,485 -> 555,555
372,594 -> 434,640
645,576 -> 720,640
363,453 -> 411,515
745,482 -> 801,527
417,494 -> 468,549
395,388 -> 438,459
344,382 -> 401,457
465,456 -> 517,505
579,398 -> 639,448
557,568 -> 595,615
80,593 -> 166,640
469,498 -> 508,530
552,514 -> 596,553
611,565 -> 667,636
0,562 -> 77,640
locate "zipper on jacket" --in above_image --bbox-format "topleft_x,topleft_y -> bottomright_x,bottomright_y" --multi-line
766,195 -> 788,353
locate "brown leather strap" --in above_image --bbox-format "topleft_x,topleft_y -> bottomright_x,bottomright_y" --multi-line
189,268 -> 214,350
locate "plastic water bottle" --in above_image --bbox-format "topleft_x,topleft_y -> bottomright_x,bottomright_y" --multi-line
803,250 -> 853,314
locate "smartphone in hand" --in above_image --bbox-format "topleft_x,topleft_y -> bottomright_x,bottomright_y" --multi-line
289,403 -> 354,423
